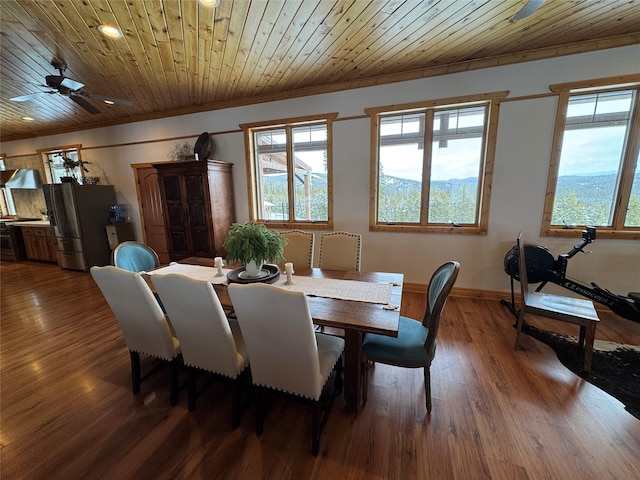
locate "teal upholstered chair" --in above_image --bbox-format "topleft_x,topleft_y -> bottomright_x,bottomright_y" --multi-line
113,241 -> 160,272
361,261 -> 460,413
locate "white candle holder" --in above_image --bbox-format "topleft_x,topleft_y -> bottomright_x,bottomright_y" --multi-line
284,262 -> 294,285
214,257 -> 224,276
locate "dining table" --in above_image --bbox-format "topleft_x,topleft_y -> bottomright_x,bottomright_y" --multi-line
146,258 -> 403,414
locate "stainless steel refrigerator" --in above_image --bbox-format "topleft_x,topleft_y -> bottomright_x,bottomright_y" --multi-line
43,183 -> 117,271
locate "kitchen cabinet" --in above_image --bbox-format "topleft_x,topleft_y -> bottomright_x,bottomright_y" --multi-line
152,160 -> 235,261
22,225 -> 57,262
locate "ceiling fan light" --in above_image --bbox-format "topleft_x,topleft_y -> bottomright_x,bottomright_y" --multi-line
22,117 -> 34,121
198,0 -> 220,7
98,24 -> 123,38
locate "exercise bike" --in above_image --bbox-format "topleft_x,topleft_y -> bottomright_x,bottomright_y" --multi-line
502,226 -> 640,322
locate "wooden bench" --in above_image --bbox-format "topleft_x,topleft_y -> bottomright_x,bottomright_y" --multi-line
514,232 -> 600,372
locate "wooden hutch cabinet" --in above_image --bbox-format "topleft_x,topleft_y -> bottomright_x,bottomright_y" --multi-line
152,160 -> 235,261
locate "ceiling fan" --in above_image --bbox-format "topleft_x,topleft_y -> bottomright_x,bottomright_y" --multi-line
510,0 -> 546,22
9,61 -> 133,114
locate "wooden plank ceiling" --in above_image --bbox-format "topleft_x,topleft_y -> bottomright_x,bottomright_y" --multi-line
1,0 -> 639,143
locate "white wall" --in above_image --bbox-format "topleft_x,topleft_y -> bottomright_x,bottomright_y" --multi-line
3,45 -> 639,296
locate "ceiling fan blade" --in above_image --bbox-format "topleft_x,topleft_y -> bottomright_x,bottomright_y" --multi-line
80,91 -> 134,107
60,77 -> 84,91
10,93 -> 44,102
511,0 -> 545,22
70,94 -> 101,114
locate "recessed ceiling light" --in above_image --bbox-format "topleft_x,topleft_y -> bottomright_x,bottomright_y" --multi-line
22,117 -> 34,121
198,0 -> 220,7
98,24 -> 123,38
104,100 -> 115,105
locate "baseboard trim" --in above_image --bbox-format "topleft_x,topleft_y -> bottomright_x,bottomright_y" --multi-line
402,282 -> 612,315
403,282 -> 512,302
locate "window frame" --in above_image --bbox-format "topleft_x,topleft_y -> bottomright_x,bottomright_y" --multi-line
0,153 -> 14,216
366,91 -> 507,234
542,75 -> 640,240
240,113 -> 337,230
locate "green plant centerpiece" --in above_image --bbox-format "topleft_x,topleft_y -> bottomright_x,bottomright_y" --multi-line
222,222 -> 287,277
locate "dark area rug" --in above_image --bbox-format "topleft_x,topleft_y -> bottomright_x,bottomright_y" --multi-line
522,323 -> 640,420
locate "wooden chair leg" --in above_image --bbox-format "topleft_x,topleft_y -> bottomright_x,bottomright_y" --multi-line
187,367 -> 198,412
424,366 -> 432,413
231,379 -> 241,429
169,358 -> 180,406
129,351 -> 141,394
312,400 -> 320,456
514,311 -> 525,350
583,322 -> 597,373
255,387 -> 264,436
578,325 -> 586,349
334,355 -> 343,395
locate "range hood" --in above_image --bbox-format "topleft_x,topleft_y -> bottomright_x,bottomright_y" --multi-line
0,169 -> 41,189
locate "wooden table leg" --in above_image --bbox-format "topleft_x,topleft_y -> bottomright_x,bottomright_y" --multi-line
343,329 -> 363,414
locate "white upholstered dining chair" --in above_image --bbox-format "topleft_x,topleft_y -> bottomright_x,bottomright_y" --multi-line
318,231 -> 361,271
151,273 -> 250,427
228,283 -> 344,455
280,230 -> 315,268
90,265 -> 182,405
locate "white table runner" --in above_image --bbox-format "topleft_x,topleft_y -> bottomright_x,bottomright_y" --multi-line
145,263 -> 231,284
147,263 -> 393,304
273,276 -> 392,304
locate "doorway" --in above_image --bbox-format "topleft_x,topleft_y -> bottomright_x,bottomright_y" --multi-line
131,163 -> 169,264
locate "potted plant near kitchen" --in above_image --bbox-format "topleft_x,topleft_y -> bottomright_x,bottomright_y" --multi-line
222,221 -> 287,277
50,156 -> 91,182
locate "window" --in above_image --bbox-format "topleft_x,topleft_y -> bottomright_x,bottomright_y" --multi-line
0,154 -> 15,216
543,77 -> 640,239
38,145 -> 84,183
240,114 -> 336,229
366,92 -> 507,234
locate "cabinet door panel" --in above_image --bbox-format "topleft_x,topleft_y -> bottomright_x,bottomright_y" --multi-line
188,204 -> 208,228
166,204 -> 185,228
24,235 -> 40,259
190,230 -> 211,257
184,175 -> 205,201
46,236 -> 57,261
162,175 -> 182,201
170,232 -> 189,254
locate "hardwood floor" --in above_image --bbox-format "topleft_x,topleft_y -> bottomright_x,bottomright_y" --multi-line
1,261 -> 639,479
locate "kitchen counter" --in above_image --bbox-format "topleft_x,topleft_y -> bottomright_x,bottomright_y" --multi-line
11,220 -> 51,227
